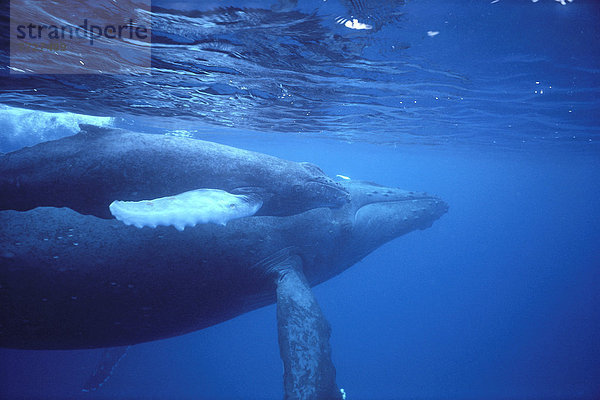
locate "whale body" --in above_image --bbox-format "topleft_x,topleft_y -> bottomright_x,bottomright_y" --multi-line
0,125 -> 350,219
0,137 -> 447,397
0,180 -> 446,349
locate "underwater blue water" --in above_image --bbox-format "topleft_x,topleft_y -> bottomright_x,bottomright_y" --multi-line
1,0 -> 599,399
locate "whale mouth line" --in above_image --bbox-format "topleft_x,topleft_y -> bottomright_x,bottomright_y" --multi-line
356,196 -> 442,210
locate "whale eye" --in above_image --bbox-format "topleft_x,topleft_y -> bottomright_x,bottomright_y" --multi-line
293,184 -> 302,193
229,203 -> 236,208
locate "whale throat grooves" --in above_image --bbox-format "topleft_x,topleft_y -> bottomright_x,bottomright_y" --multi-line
109,189 -> 262,231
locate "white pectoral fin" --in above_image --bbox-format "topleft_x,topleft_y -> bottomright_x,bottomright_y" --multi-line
109,189 -> 262,231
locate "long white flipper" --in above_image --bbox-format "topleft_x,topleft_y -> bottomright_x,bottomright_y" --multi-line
109,189 -> 262,231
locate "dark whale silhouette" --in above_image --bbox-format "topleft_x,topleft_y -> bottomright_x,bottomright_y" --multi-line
0,137 -> 447,398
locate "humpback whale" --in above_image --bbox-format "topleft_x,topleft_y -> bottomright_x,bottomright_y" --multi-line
0,133 -> 447,398
0,125 -> 350,219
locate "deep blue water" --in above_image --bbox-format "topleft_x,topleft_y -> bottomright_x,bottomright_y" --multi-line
1,0 -> 599,399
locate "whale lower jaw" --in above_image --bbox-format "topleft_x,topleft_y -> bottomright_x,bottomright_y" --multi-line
354,196 -> 447,222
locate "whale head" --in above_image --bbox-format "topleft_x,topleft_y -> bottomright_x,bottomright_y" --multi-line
255,162 -> 351,216
341,180 -> 448,258
298,162 -> 351,206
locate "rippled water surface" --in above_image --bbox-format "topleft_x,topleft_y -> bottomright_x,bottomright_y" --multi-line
1,0 -> 598,148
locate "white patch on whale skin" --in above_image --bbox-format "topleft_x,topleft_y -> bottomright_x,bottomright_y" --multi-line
109,189 -> 262,231
336,174 -> 351,180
